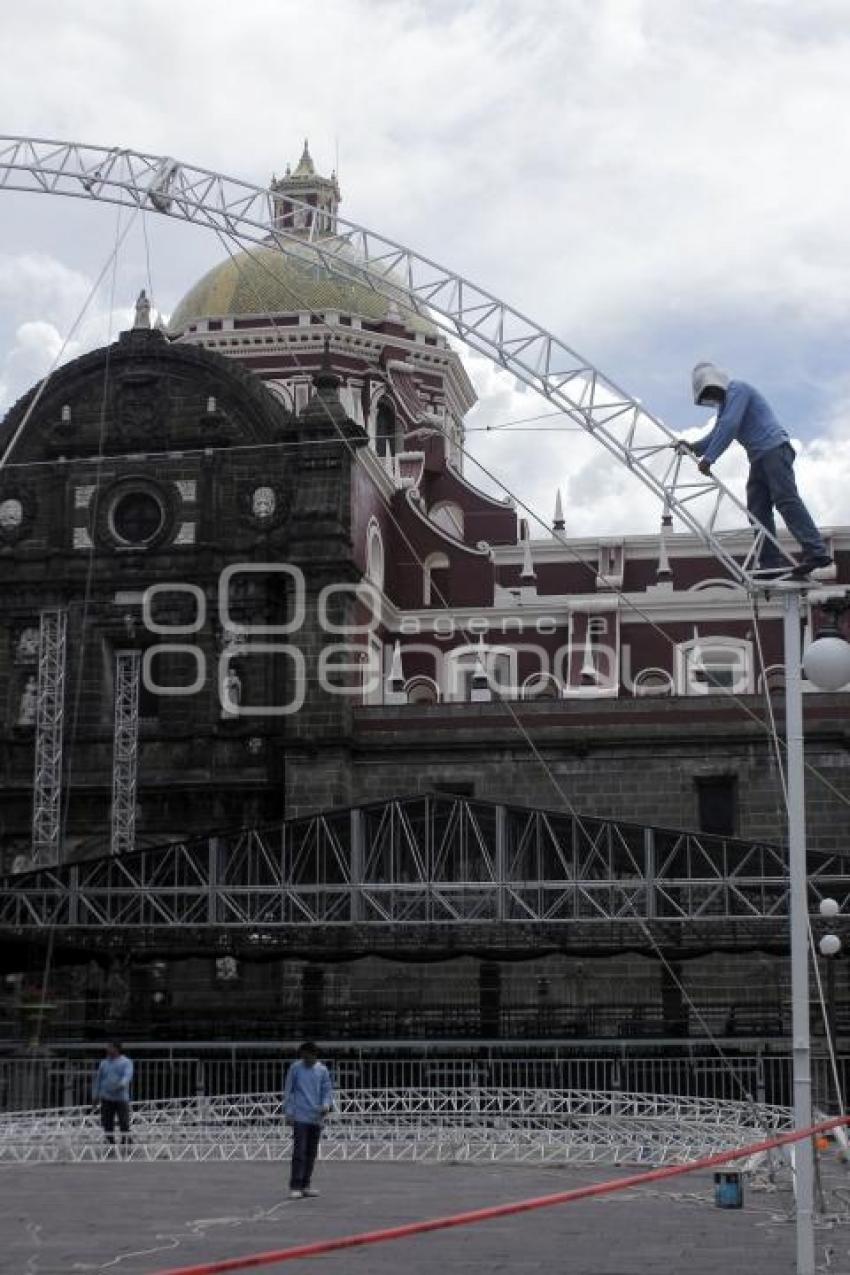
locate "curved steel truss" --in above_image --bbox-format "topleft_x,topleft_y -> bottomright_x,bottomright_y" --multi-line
0,135 -> 793,584
0,795 -> 845,936
0,1086 -> 789,1167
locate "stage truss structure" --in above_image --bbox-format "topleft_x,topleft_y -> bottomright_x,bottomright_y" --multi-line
0,135 -> 796,584
110,649 -> 140,857
0,1086 -> 791,1167
1,795 -> 846,936
30,608 -> 67,868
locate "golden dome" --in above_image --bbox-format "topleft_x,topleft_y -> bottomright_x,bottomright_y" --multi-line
168,238 -> 438,336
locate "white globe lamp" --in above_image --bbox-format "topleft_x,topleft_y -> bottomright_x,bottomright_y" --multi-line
804,635 -> 850,691
820,897 -> 840,919
819,934 -> 842,957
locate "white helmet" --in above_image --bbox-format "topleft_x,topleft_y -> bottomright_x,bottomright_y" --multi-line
692,362 -> 730,405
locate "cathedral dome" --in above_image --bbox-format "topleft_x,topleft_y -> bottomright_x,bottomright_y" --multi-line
168,141 -> 437,337
168,238 -> 438,336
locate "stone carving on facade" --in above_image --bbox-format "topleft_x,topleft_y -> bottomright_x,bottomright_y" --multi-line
0,485 -> 35,545
113,373 -> 170,443
220,666 -> 242,718
0,498 -> 23,531
17,675 -> 38,726
14,627 -> 39,664
239,479 -> 287,529
134,290 -> 152,329
251,486 -> 277,520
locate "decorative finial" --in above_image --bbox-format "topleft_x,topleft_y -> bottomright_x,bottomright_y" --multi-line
656,499 -> 673,582
520,535 -> 536,581
294,139 -> 315,177
133,289 -> 151,330
389,640 -> 404,690
553,488 -> 565,533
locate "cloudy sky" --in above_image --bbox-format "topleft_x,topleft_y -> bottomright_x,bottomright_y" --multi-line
2,0 -> 850,536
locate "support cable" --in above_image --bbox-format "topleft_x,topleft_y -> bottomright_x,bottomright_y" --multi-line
211,225 -> 756,1097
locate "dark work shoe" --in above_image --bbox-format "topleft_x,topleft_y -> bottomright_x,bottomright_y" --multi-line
791,556 -> 834,578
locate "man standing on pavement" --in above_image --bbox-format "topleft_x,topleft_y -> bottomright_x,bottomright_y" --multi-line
680,362 -> 832,578
284,1041 -> 334,1199
93,1040 -> 133,1155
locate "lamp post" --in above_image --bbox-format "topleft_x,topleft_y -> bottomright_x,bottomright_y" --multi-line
787,587 -> 850,1275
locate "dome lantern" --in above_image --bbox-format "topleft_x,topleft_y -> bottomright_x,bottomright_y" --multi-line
270,139 -> 340,236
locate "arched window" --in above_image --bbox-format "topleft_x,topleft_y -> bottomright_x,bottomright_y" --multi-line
423,551 -> 450,605
444,645 -> 516,701
405,676 -> 441,705
758,664 -> 786,694
429,501 -> 464,539
633,668 -> 674,698
375,399 -> 398,458
521,673 -> 561,700
365,519 -> 385,591
676,637 -> 753,695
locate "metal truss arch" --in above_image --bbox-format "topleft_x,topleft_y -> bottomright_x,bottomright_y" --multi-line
0,135 -> 793,585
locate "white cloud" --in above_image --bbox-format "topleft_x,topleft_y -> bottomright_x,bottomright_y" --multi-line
463,349 -> 850,539
1,0 -> 850,540
0,252 -> 136,411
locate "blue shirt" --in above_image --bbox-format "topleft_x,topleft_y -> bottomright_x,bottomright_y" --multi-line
283,1060 -> 334,1126
690,380 -> 789,465
93,1055 -> 133,1102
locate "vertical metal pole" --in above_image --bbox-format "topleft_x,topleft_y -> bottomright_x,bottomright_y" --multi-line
494,804 -> 506,922
350,807 -> 363,923
784,587 -> 815,1275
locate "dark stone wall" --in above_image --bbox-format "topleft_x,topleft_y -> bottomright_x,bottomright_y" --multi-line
343,696 -> 850,852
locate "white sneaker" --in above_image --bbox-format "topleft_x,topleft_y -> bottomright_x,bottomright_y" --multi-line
289,1189 -> 304,1200
302,1188 -> 320,1197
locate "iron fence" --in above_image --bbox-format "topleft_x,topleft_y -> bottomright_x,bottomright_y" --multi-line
1,1048 -> 846,1114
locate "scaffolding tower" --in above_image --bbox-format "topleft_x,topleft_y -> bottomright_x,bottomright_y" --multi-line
110,649 -> 141,856
31,608 -> 68,867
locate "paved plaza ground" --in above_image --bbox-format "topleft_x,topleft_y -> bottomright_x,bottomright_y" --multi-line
2,1158 -> 850,1274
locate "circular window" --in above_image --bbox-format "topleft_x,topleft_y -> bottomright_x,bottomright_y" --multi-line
110,489 -> 165,546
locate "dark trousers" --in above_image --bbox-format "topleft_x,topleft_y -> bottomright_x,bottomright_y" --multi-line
289,1120 -> 322,1190
746,443 -> 827,566
100,1099 -> 131,1146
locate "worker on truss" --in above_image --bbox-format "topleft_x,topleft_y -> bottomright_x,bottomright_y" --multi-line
681,362 -> 833,578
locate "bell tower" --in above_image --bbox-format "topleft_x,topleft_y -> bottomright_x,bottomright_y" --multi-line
270,140 -> 341,235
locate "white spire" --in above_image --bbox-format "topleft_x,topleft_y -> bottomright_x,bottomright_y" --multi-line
553,488 -> 565,534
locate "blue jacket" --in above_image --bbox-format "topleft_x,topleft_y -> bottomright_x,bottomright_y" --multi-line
690,380 -> 789,465
284,1060 -> 334,1125
93,1055 -> 133,1102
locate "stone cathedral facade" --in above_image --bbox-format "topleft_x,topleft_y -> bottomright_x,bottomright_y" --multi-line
0,143 -> 848,1046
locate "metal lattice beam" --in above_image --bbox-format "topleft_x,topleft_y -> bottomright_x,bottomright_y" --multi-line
1,795 -> 845,933
110,650 -> 140,856
0,135 -> 795,584
30,608 -> 67,868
